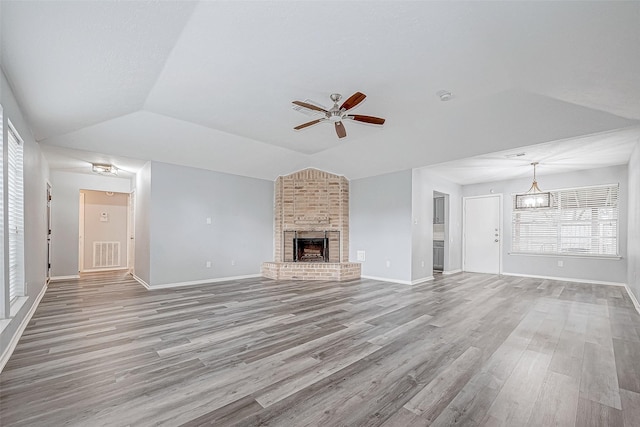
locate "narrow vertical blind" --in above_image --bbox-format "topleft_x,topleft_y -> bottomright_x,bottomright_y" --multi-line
8,125 -> 24,302
512,184 -> 619,257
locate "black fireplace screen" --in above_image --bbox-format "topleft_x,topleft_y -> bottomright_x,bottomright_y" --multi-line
283,231 -> 340,262
296,237 -> 328,262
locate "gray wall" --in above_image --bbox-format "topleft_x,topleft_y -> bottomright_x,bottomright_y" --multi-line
147,161 -> 273,287
134,162 -> 151,285
462,165 -> 628,284
412,168 -> 463,281
350,170 -> 413,283
49,171 -> 132,278
1,67 -> 50,360
627,142 -> 640,303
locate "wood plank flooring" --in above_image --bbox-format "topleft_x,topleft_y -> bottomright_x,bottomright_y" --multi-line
1,271 -> 640,426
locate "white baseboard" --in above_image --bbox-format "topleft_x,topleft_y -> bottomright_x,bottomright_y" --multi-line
361,275 -> 413,285
501,272 -> 626,287
50,275 -> 80,281
624,283 -> 640,315
81,267 -> 129,273
132,274 -> 151,290
0,282 -> 48,373
411,276 -> 435,285
140,274 -> 263,290
442,269 -> 462,275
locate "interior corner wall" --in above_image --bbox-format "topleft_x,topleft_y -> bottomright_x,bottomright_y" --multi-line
627,141 -> 640,304
411,168 -> 463,282
1,66 -> 50,362
350,170 -> 413,283
49,171 -> 132,278
147,161 -> 273,287
462,164 -> 629,284
133,162 -> 151,285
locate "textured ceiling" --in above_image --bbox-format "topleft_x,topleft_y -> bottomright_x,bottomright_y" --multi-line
1,1 -> 639,181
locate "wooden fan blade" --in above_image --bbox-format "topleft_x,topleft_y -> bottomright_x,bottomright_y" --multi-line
294,119 -> 323,130
292,101 -> 328,113
340,92 -> 366,111
335,121 -> 347,138
348,115 -> 385,125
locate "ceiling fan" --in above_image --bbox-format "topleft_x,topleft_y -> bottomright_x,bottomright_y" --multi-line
292,92 -> 385,139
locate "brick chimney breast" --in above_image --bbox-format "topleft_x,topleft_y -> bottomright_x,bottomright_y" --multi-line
263,168 -> 360,281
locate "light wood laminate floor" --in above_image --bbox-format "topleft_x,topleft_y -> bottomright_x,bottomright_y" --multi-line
2,271 -> 640,426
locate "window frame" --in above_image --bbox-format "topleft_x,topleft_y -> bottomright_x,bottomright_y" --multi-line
510,183 -> 620,259
7,121 -> 25,303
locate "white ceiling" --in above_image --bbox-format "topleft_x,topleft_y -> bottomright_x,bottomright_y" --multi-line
1,1 -> 639,182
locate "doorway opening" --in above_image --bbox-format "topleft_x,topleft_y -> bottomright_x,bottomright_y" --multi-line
433,191 -> 449,274
78,190 -> 132,273
46,182 -> 52,283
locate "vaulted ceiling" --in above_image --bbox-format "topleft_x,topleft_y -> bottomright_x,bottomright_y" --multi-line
2,1 -> 639,182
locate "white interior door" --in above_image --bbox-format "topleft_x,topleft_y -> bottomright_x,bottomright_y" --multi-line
464,195 -> 501,274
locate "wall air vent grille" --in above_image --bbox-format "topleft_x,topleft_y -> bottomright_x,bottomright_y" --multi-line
93,241 -> 121,268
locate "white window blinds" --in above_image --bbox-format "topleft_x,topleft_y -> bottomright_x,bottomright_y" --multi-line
512,184 -> 619,257
8,125 -> 24,302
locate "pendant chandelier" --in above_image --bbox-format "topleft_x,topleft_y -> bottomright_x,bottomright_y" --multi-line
515,162 -> 551,209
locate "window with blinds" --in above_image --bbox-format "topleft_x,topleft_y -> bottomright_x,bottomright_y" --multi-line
8,124 -> 25,302
512,184 -> 619,257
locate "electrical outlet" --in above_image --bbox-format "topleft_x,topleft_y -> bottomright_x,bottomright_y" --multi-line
206,261 -> 211,268
356,250 -> 366,261
231,260 -> 235,266
386,260 -> 391,268
206,217 -> 212,224
421,261 -> 425,267
557,260 -> 563,267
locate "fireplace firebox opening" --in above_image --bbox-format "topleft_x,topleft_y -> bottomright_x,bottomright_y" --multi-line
295,238 -> 328,262
283,230 -> 340,263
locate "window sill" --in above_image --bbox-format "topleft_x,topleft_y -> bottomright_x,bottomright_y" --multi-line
509,252 -> 622,260
0,318 -> 10,335
10,296 -> 28,317
0,297 -> 28,335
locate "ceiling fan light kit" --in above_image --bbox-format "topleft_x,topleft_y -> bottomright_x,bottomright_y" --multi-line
515,162 -> 551,209
292,91 -> 386,139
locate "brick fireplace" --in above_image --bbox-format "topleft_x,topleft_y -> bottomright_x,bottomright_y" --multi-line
261,168 -> 361,281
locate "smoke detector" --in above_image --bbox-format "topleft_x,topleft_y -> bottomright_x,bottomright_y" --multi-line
436,90 -> 453,101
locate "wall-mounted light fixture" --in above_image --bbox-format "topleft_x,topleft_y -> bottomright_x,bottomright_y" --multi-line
92,163 -> 118,176
515,162 -> 551,209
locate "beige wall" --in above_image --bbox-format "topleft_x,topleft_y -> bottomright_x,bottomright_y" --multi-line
81,190 -> 128,271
